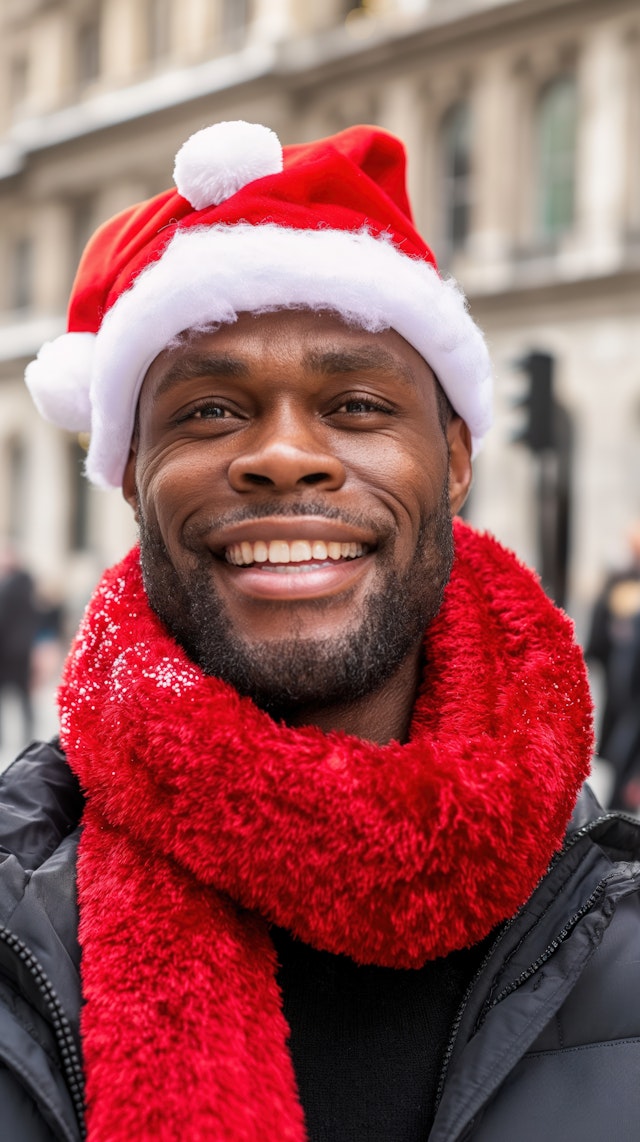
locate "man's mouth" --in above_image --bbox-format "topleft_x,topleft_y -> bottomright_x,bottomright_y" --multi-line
225,539 -> 369,571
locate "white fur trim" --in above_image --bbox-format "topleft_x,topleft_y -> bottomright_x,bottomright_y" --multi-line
173,121 -> 283,209
24,332 -> 94,432
82,224 -> 492,487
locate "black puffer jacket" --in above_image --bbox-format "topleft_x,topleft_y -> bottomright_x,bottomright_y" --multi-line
1,740 -> 640,1141
0,741 -> 84,1141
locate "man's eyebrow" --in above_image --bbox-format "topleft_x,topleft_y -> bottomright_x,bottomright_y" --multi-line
153,353 -> 249,398
306,346 -> 418,388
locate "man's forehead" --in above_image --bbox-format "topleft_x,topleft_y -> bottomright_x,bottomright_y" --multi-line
144,311 -> 431,398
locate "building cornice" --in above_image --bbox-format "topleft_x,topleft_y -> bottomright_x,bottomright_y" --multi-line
278,0 -> 632,91
0,0 -> 635,182
467,266 -> 640,323
0,41 -> 277,178
0,315 -> 64,365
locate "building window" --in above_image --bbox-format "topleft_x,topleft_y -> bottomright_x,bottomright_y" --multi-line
10,236 -> 34,311
9,54 -> 29,113
146,0 -> 172,62
220,0 -> 251,49
69,195 -> 96,287
77,9 -> 102,88
7,437 -> 27,544
68,440 -> 90,552
441,101 -> 472,254
535,75 -> 577,241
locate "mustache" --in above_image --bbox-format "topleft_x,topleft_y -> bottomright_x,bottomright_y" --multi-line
182,500 -> 382,546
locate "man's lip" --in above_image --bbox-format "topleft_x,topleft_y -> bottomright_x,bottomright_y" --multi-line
215,550 -> 375,601
208,517 -> 378,557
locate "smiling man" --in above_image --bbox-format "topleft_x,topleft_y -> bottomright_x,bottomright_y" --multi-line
128,310 -> 469,738
2,121 -> 640,1142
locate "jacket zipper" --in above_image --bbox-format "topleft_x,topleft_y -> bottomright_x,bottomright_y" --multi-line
0,924 -> 86,1138
433,811 -> 635,1118
433,914 -> 517,1113
483,881 -> 607,1009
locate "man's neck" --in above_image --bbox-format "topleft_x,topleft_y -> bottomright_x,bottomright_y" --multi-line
279,647 -> 423,745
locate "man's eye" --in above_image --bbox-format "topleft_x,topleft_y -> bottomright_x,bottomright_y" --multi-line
176,402 -> 231,423
193,404 -> 228,419
336,397 -> 393,415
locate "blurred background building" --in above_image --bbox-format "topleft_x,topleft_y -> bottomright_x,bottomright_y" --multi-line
0,0 -> 638,729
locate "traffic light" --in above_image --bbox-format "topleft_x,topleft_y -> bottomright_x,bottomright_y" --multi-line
508,348 -> 574,607
512,350 -> 555,453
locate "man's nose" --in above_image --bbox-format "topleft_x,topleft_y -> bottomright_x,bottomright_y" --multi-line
227,418 -> 346,493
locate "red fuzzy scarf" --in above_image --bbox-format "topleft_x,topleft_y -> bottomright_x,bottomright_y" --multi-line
59,519 -> 593,1141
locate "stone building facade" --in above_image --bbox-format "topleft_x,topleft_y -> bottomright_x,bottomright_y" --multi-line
0,0 -> 638,631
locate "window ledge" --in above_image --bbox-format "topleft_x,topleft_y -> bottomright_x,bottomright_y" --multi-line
0,314 -> 64,363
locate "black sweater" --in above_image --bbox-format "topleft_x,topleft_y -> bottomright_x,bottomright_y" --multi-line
273,926 -> 490,1141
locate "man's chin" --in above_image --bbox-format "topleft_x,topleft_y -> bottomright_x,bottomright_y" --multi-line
180,627 -> 401,713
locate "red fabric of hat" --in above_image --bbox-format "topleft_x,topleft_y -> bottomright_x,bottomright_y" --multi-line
72,125 -> 431,331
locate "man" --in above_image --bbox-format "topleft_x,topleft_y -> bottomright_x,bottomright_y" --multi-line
586,522 -> 640,810
0,546 -> 37,746
1,120 -> 639,1141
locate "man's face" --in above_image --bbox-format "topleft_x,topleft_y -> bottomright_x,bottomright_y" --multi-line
124,310 -> 472,715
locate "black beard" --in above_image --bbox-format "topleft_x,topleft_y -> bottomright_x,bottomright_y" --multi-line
138,493 -> 453,719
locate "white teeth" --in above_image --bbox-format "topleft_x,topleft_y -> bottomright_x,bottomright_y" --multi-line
225,539 -> 367,566
290,540 -> 312,562
268,540 -> 290,564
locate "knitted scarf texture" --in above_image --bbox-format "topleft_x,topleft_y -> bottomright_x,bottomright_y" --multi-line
59,519 -> 594,1141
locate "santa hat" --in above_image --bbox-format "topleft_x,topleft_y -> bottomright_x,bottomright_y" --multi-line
25,120 -> 492,488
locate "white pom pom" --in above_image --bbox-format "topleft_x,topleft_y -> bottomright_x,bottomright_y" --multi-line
25,332 -> 94,432
173,120 -> 283,210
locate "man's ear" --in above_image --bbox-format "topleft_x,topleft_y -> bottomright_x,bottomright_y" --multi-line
447,416 -> 473,516
122,441 -> 139,520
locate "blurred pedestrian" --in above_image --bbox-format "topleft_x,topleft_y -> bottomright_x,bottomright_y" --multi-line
586,522 -> 640,810
0,546 -> 38,746
32,584 -> 66,691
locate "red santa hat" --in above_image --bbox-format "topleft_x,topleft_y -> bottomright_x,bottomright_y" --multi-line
25,120 -> 492,488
